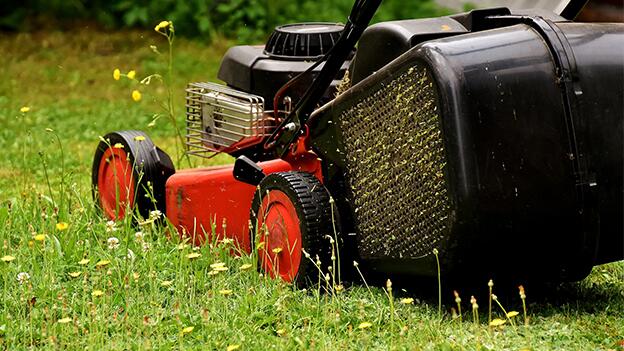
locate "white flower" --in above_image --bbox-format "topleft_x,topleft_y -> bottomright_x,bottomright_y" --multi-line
105,220 -> 117,233
16,272 -> 30,284
107,237 -> 120,250
142,242 -> 151,252
134,231 -> 144,242
127,249 -> 136,262
149,210 -> 162,220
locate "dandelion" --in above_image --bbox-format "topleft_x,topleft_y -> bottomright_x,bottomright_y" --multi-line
56,222 -> 69,231
112,143 -> 124,149
78,258 -> 90,265
132,90 -> 142,102
107,237 -> 120,250
276,329 -> 286,336
91,290 -> 104,297
95,259 -> 111,268
113,68 -> 121,80
400,297 -> 414,304
506,311 -> 519,318
454,290 -> 462,322
226,345 -> 240,351
489,318 -> 506,327
210,262 -> 226,269
488,279 -> 494,325
134,135 -> 146,142
68,272 -> 82,278
219,289 -> 233,296
16,272 -> 30,284
186,252 -> 201,259
154,20 -> 171,32
471,295 -> 479,325
126,70 -> 136,80
239,264 -> 252,271
57,317 -> 72,324
519,285 -> 528,325
181,326 -> 194,335
357,322 -> 372,330
34,234 -> 45,242
20,106 -> 30,113
271,247 -> 283,254
1,255 -> 16,262
207,270 -> 220,276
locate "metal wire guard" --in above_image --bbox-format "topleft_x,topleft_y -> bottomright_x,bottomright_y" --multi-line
185,82 -> 273,157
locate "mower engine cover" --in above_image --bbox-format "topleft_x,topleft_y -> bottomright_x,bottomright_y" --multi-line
309,10 -> 623,283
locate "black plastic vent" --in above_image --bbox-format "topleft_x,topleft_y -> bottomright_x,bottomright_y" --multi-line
264,23 -> 344,60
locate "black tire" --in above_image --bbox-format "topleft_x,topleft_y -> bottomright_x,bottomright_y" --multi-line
91,130 -> 175,220
250,172 -> 336,288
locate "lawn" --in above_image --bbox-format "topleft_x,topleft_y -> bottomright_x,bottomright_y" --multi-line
0,26 -> 622,350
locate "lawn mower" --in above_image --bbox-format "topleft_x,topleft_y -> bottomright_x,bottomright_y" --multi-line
92,0 -> 623,287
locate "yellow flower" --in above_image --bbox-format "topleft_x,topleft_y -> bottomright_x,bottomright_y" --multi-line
506,311 -> 520,318
357,322 -> 372,330
95,259 -> 111,267
34,234 -> 46,242
56,222 -> 69,231
181,326 -> 194,335
489,318 -> 506,327
113,68 -> 121,81
154,20 -> 170,32
1,255 -> 16,262
91,290 -> 104,297
132,90 -> 142,102
78,258 -> 90,265
134,135 -> 146,141
219,289 -> 233,296
20,106 -> 30,113
161,280 -> 173,287
400,298 -> 414,305
186,252 -> 201,259
239,264 -> 253,271
68,271 -> 82,278
226,345 -> 240,351
271,247 -> 283,254
113,143 -> 124,149
126,70 -> 136,79
276,329 -> 286,336
58,317 -> 72,324
210,262 -> 225,269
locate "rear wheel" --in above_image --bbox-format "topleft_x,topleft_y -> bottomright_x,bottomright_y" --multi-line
91,130 -> 174,220
250,172 -> 335,287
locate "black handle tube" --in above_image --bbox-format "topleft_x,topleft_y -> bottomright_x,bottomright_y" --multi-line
294,0 -> 382,127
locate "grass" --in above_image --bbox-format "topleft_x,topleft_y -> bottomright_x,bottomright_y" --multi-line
0,27 -> 623,350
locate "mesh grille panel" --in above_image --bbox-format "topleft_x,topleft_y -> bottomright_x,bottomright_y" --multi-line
339,66 -> 451,259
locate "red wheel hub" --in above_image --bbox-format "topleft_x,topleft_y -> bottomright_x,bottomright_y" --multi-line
257,190 -> 303,282
97,147 -> 135,220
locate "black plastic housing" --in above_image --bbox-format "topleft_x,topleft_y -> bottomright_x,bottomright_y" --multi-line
310,17 -> 623,283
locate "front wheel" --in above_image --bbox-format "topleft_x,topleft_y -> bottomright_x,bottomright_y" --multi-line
250,172 -> 336,287
91,130 -> 174,220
